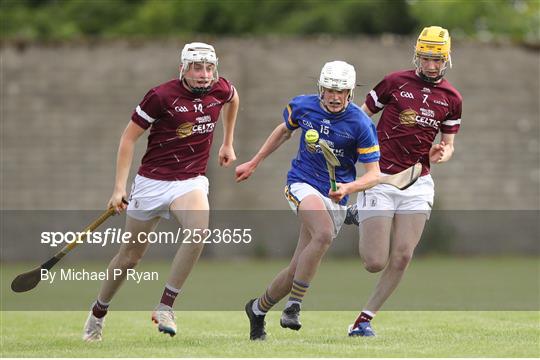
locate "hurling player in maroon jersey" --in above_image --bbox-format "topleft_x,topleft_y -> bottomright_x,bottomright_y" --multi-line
83,42 -> 239,341
346,26 -> 463,337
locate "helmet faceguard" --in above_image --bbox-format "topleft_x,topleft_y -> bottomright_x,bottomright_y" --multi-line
180,42 -> 219,95
318,61 -> 356,113
413,26 -> 452,83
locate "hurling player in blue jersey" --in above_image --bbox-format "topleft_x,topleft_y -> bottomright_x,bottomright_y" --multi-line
235,61 -> 381,340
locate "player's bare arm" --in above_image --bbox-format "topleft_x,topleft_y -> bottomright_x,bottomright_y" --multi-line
108,121 -> 146,212
329,161 -> 380,203
235,123 -> 293,182
430,133 -> 455,164
219,90 -> 240,167
361,103 -> 374,117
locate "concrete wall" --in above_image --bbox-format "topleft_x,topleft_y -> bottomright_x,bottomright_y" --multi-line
2,37 -> 538,211
1,37 -> 539,258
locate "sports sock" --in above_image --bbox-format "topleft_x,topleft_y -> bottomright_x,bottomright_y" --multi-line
254,289 -> 277,315
353,310 -> 375,328
92,299 -> 110,318
160,283 -> 180,307
286,279 -> 310,308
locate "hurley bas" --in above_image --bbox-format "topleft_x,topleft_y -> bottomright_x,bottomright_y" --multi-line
41,268 -> 159,284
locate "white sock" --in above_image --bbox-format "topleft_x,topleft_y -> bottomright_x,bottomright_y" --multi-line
362,310 -> 376,318
165,283 -> 181,293
252,299 -> 266,316
95,298 -> 110,306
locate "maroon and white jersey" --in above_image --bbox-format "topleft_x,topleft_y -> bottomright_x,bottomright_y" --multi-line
365,69 -> 462,176
131,77 -> 235,181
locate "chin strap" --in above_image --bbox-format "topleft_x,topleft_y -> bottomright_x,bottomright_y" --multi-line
322,101 -> 349,114
190,86 -> 212,95
418,72 -> 443,83
182,79 -> 212,95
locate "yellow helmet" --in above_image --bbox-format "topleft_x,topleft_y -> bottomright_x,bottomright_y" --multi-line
415,26 -> 451,60
414,26 -> 452,82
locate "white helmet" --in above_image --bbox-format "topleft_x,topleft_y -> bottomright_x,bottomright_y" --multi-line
181,42 -> 218,65
180,42 -> 219,94
318,60 -> 356,102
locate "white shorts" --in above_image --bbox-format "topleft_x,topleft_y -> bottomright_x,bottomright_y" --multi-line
127,174 -> 209,221
284,182 -> 347,238
356,174 -> 434,223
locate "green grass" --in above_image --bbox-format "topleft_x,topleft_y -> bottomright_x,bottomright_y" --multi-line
1,311 -> 539,357
1,258 -> 539,356
2,257 -> 539,311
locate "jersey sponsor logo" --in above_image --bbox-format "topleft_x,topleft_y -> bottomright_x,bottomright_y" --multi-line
415,116 -> 440,129
421,87 -> 431,93
420,108 -> 435,117
196,115 -> 212,123
176,121 -> 216,139
322,119 -> 331,125
314,144 -> 342,158
320,140 -> 344,158
399,108 -> 440,129
324,139 -> 336,148
400,91 -> 414,99
176,122 -> 193,138
175,106 -> 189,112
192,122 -> 215,134
433,99 -> 449,107
399,108 -> 417,127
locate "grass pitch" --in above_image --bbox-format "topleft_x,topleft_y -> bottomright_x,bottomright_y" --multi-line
1,257 -> 539,357
2,257 -> 538,311
1,311 -> 539,357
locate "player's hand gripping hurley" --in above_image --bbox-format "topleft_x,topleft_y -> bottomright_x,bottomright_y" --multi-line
10,199 -> 128,293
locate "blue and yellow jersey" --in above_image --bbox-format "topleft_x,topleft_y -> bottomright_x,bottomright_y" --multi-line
283,94 -> 380,205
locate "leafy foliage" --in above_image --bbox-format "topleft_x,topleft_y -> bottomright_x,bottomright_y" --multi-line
1,0 -> 538,43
